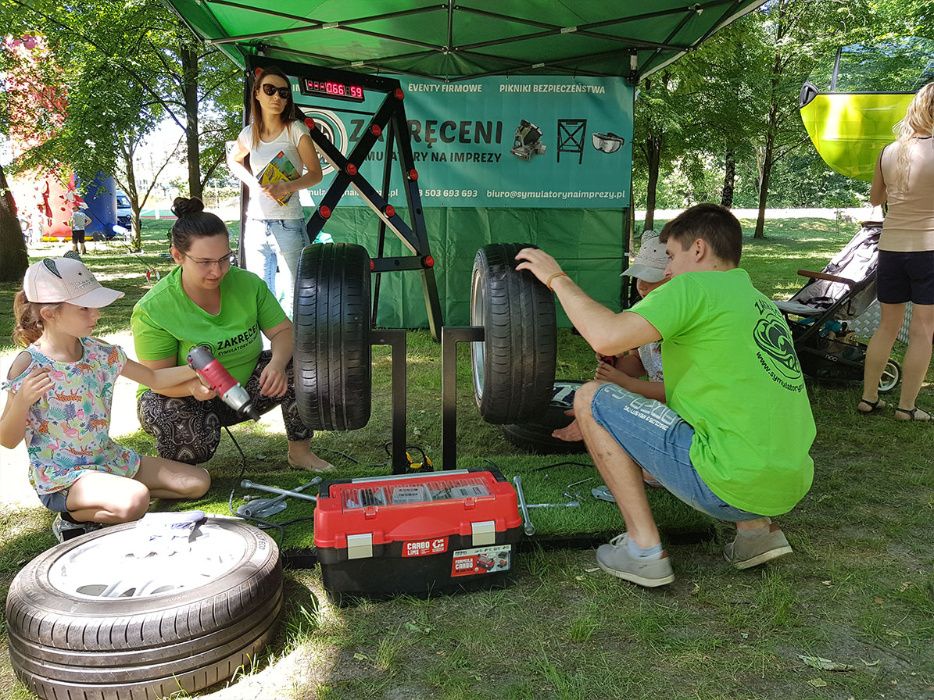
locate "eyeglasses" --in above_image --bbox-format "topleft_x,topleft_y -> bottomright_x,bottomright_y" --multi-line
183,251 -> 235,270
260,84 -> 291,99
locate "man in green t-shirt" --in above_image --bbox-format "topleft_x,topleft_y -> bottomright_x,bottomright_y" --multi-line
516,204 -> 815,588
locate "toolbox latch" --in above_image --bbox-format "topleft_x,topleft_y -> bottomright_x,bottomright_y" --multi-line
347,533 -> 374,560
471,520 -> 496,546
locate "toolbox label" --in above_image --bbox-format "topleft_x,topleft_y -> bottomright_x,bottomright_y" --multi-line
450,545 -> 512,577
402,537 -> 448,557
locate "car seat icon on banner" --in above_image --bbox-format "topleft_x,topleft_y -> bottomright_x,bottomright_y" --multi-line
511,120 -> 547,160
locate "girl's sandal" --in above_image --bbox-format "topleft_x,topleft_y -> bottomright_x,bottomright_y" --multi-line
894,407 -> 932,422
857,397 -> 886,414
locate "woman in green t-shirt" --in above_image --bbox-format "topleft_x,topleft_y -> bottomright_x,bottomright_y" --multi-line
131,197 -> 332,471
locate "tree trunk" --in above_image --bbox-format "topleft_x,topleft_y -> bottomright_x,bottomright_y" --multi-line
0,164 -> 29,282
755,133 -> 774,239
644,133 -> 662,232
755,12 -> 786,240
120,139 -> 144,251
720,149 -> 735,208
181,41 -> 201,199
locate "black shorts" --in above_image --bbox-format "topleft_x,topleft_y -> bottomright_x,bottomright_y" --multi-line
72,229 -> 86,244
877,250 -> 934,305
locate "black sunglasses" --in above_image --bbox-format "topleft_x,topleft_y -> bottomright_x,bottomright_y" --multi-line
260,83 -> 291,99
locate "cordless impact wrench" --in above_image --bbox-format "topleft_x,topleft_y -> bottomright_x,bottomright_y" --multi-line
186,345 -> 260,420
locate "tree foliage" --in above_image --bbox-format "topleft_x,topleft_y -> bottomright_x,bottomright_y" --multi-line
0,0 -> 240,243
629,0 -> 927,230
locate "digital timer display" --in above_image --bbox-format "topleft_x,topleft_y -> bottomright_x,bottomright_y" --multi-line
300,78 -> 365,102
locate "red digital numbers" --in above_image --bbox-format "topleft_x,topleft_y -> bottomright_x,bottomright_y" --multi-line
302,77 -> 364,101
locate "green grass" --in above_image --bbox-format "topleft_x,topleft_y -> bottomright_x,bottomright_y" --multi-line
1,217 -> 932,699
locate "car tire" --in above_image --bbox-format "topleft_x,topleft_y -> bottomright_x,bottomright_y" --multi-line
501,380 -> 587,454
293,243 -> 372,430
5,519 -> 282,700
470,243 -> 557,424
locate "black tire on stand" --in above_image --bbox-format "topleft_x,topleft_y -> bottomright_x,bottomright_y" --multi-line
294,243 -> 372,430
501,380 -> 586,454
470,243 -> 557,424
5,519 -> 282,700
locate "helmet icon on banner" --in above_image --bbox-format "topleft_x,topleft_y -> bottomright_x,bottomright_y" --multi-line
304,109 -> 348,176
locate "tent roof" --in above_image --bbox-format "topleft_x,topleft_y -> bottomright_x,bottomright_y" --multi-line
163,0 -> 766,82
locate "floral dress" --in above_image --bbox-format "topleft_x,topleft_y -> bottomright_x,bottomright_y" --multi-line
1,337 -> 140,495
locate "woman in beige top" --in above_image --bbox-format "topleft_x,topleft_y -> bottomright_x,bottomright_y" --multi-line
860,83 -> 934,421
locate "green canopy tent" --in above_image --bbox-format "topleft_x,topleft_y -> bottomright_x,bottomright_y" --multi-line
163,0 -> 767,328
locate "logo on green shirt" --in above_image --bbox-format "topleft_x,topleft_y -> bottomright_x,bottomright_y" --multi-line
215,325 -> 259,355
752,299 -> 803,391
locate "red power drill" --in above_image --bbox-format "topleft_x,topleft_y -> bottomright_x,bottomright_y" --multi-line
186,345 -> 260,420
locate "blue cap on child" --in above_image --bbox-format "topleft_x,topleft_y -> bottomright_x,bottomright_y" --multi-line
23,257 -> 124,308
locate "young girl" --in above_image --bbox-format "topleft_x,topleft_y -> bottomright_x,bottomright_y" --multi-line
227,65 -> 323,318
0,257 -> 211,542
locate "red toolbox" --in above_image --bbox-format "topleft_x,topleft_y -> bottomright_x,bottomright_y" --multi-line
314,468 -> 522,601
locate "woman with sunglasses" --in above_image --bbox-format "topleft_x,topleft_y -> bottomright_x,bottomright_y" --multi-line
131,197 -> 333,472
227,66 -> 323,318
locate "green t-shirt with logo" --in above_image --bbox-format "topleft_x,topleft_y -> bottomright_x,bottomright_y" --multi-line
131,266 -> 286,396
630,268 -> 815,516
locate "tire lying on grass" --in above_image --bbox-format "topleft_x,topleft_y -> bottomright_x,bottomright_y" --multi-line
6,519 -> 282,700
470,243 -> 557,424
501,380 -> 587,454
294,243 -> 372,430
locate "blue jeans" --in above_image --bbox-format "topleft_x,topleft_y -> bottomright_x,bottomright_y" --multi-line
590,384 -> 764,522
244,218 -> 308,318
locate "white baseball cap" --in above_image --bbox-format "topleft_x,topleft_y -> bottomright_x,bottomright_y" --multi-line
23,258 -> 124,308
621,232 -> 668,283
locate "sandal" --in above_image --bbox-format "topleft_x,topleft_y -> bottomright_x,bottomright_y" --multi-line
857,397 -> 886,414
894,407 -> 932,422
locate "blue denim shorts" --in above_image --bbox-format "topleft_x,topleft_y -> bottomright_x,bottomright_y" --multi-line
590,384 -> 763,522
38,488 -> 70,513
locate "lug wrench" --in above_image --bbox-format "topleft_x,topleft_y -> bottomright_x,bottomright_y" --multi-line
512,475 -> 535,536
240,478 -> 320,519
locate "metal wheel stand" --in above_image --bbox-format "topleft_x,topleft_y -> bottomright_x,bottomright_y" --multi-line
371,328 -> 409,474
440,326 -> 484,470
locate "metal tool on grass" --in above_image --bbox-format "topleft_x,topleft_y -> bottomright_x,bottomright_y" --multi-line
512,475 -> 535,536
238,478 -> 321,519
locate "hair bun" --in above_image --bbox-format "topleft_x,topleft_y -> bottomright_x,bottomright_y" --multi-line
171,196 -> 206,218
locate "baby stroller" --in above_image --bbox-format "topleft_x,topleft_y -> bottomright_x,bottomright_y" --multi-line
776,219 -> 901,393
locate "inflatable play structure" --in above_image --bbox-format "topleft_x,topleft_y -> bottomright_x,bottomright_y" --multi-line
21,172 -> 123,242
80,174 -> 123,240
800,37 -> 933,181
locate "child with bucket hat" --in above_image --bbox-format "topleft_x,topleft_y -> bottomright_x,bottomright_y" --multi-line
595,232 -> 671,398
553,233 -> 670,491
0,258 -> 211,542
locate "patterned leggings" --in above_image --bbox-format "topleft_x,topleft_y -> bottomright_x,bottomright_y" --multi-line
137,351 -> 312,465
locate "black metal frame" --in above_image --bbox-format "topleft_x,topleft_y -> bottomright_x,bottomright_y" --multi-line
369,328 -> 409,474
440,326 -> 485,470
244,55 -> 444,340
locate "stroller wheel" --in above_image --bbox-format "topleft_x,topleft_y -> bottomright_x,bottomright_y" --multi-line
878,359 -> 901,394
